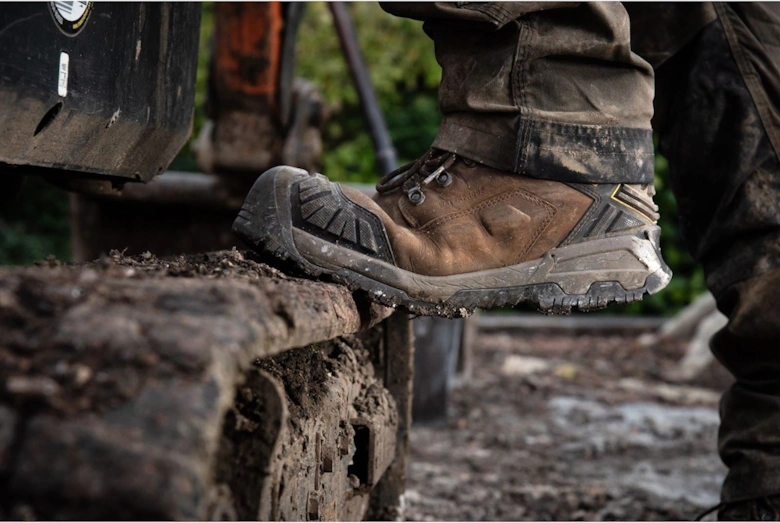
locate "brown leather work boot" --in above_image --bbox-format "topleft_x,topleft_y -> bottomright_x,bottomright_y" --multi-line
233,149 -> 671,316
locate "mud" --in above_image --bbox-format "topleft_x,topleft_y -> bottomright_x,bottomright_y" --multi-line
406,330 -> 732,521
217,336 -> 399,521
0,250 -> 400,519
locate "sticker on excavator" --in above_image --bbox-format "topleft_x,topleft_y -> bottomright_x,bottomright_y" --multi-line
58,52 -> 69,97
49,1 -> 92,36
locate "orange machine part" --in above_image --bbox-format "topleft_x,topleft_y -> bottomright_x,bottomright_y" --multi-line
213,2 -> 283,108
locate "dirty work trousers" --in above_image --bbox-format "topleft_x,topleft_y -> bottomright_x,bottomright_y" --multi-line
381,1 -> 780,503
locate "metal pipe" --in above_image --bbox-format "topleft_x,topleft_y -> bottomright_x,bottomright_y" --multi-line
279,2 -> 307,130
329,2 -> 399,174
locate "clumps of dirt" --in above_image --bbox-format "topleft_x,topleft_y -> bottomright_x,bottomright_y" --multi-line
98,248 -> 292,283
99,248 -> 393,326
256,335 -> 380,419
27,249 -> 300,286
256,344 -> 333,417
242,334 -> 396,520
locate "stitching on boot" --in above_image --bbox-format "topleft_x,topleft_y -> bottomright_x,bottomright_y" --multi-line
418,189 -> 556,263
514,202 -> 556,264
418,189 -> 551,231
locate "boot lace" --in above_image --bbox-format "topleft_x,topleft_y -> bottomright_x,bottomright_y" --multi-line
376,149 -> 458,205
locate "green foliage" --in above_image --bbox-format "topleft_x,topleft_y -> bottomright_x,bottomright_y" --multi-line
295,2 -> 441,181
296,3 -> 441,108
0,177 -> 71,265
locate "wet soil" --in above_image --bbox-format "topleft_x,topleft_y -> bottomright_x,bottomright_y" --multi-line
0,250 -> 393,519
405,329 -> 733,521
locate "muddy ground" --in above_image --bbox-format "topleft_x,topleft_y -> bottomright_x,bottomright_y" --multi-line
0,250 -> 398,519
2,250 -> 733,520
404,327 -> 733,521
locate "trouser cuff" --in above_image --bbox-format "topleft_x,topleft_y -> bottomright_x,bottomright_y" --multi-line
722,462 -> 780,503
433,113 -> 655,184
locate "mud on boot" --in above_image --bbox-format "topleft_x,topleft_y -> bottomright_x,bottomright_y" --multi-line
233,150 -> 671,318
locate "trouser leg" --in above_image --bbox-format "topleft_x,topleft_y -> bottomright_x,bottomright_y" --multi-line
632,2 -> 780,502
380,2 -> 655,183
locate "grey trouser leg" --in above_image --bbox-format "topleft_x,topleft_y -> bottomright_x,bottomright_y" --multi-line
639,3 -> 780,503
380,2 -> 656,183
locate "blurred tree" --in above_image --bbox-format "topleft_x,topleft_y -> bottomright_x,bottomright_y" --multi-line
295,2 -> 441,181
0,177 -> 71,265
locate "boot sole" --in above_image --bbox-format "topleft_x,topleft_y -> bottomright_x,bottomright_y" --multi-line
234,166 -> 672,318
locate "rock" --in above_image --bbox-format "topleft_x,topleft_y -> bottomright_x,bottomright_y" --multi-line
500,355 -> 550,376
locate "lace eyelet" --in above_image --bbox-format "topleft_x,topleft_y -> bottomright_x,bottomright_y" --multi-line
436,171 -> 452,187
407,187 -> 425,205
462,158 -> 477,168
